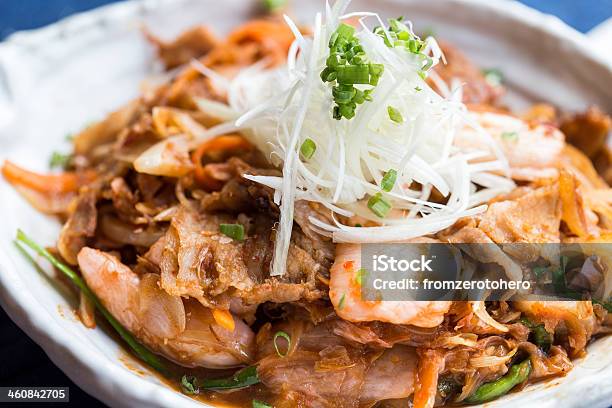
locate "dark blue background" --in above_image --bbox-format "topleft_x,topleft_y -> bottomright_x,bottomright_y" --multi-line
0,0 -> 611,39
0,1 -> 610,407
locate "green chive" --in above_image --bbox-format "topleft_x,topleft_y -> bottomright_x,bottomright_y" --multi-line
262,0 -> 286,12
300,138 -> 316,160
49,151 -> 71,169
273,331 -> 291,357
415,86 -> 422,92
338,293 -> 346,309
381,169 -> 397,192
15,230 -> 169,374
253,401 -> 272,408
387,106 -> 403,124
501,131 -> 518,141
219,224 -> 245,241
367,193 -> 392,218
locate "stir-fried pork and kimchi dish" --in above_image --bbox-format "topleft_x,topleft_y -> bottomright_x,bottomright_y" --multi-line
3,1 -> 611,407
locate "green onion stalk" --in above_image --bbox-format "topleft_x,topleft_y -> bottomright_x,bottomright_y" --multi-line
466,359 -> 531,404
15,229 -> 169,374
181,366 -> 260,394
16,229 -> 261,393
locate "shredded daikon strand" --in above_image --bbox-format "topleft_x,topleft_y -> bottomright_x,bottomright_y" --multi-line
269,13 -> 324,276
471,301 -> 509,333
191,59 -> 231,89
439,333 -> 479,348
470,347 -> 517,368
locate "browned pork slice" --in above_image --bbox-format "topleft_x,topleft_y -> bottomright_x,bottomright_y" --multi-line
158,203 -> 333,310
154,156 -> 334,310
57,189 -> 98,265
478,183 -> 561,243
256,319 -> 417,407
561,107 -> 611,160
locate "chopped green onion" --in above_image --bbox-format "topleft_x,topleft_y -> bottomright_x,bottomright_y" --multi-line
354,223 -> 362,227
482,68 -> 503,86
322,23 -> 382,120
320,67 -> 336,82
415,86 -> 422,92
387,106 -> 403,124
381,169 -> 397,192
338,293 -> 346,309
369,63 -> 384,77
336,65 -> 371,84
422,56 -> 434,71
49,151 -> 71,169
273,331 -> 291,357
219,224 -> 245,241
367,193 -> 392,218
501,131 -> 518,141
262,0 -> 286,12
15,230 -> 169,374
377,17 -> 426,56
181,376 -> 199,395
333,24 -> 356,46
300,138 -> 317,160
253,400 -> 272,408
355,268 -> 368,285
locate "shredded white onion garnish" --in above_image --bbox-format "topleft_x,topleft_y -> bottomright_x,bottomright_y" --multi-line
471,301 -> 509,333
196,0 -> 514,276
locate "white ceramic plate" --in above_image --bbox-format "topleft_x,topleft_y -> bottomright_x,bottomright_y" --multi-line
0,1 -> 611,407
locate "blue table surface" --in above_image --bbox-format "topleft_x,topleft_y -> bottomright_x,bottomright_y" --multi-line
0,0 -> 611,40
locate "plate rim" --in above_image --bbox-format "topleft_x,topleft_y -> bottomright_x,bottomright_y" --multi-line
0,1 -> 610,407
